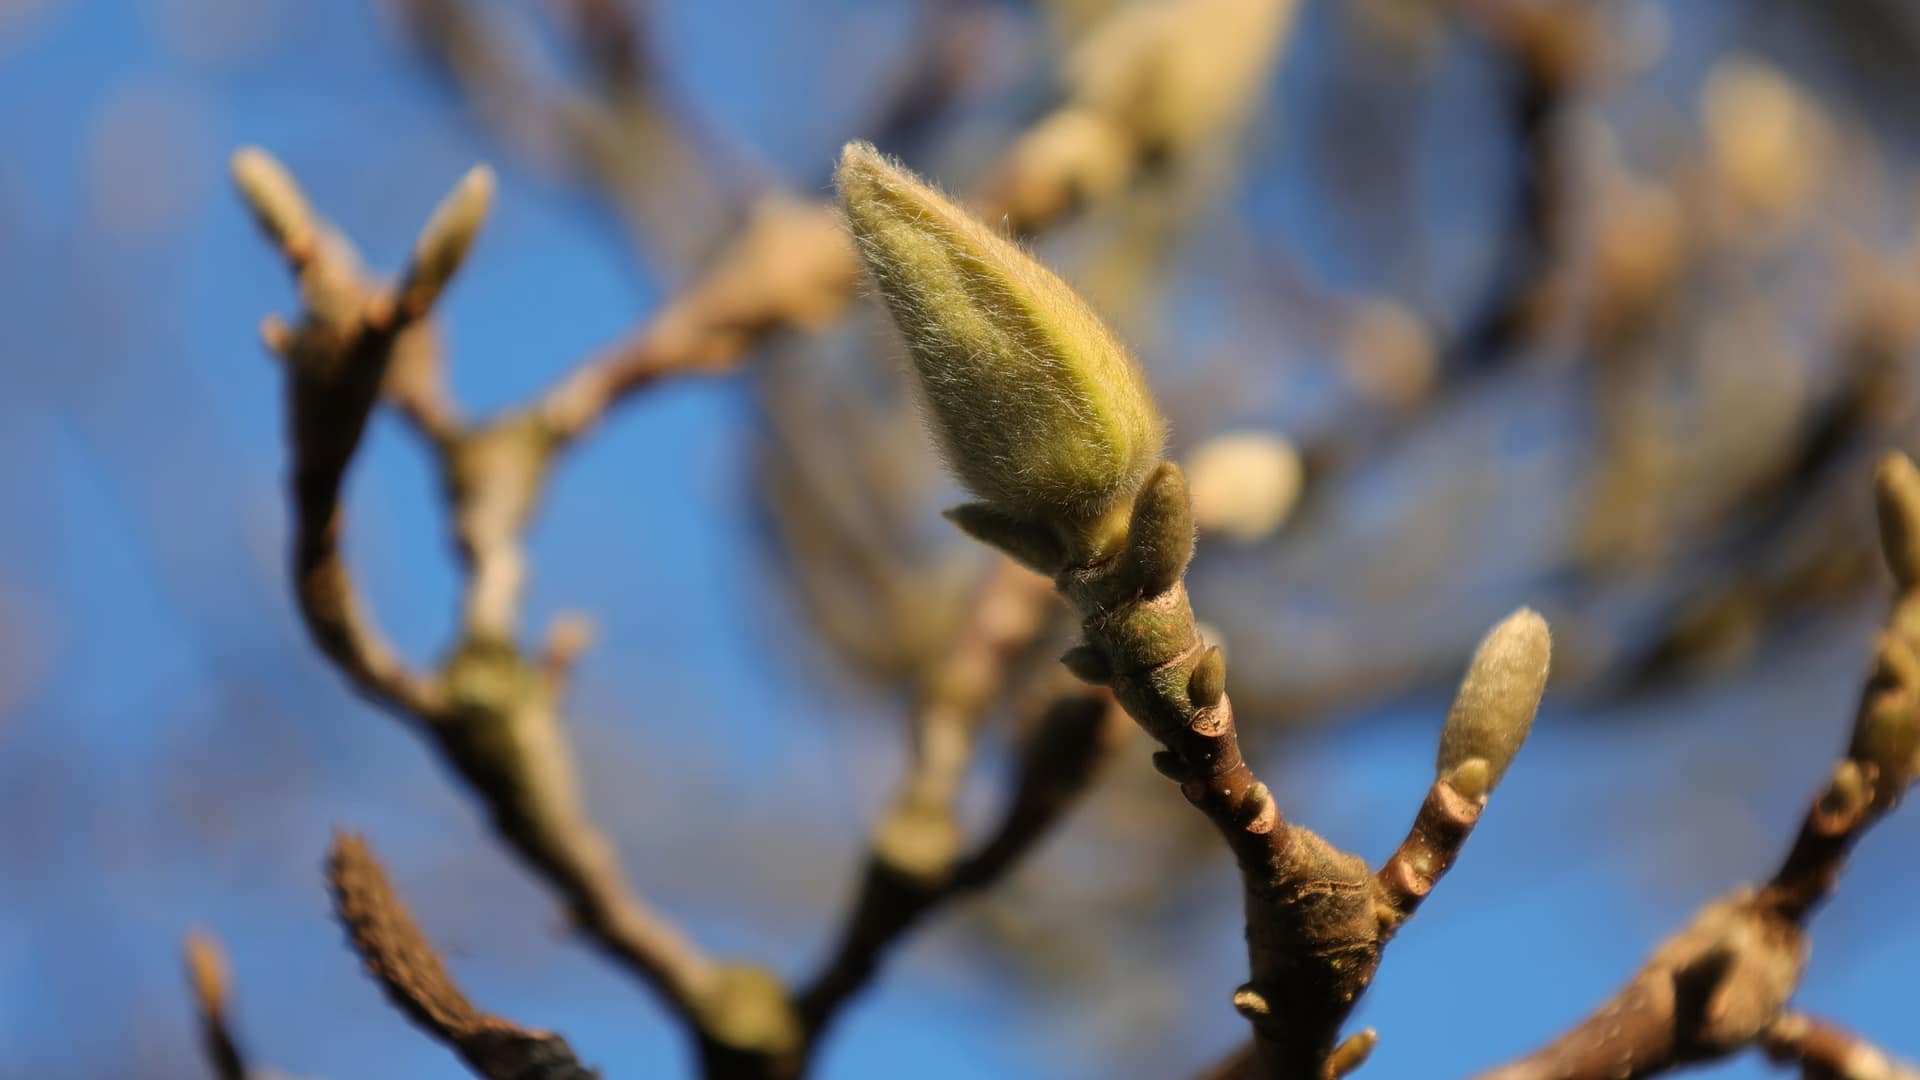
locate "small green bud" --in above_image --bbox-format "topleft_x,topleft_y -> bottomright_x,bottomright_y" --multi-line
1437,608 -> 1551,792
1188,643 -> 1226,708
944,503 -> 1068,574
1445,757 -> 1492,802
1123,462 -> 1195,596
1231,983 -> 1273,1021
836,142 -> 1164,533
1330,1029 -> 1379,1079
1875,451 -> 1920,591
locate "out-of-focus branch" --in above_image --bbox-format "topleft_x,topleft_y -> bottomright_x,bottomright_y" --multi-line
538,0 -> 1303,444
1760,1014 -> 1920,1080
984,0 -> 1302,235
798,683 -> 1124,1041
327,832 -> 598,1080
1445,0 -> 1598,366
232,147 -> 457,721
794,559 -> 1121,1043
398,0 -> 738,268
236,141 -> 1143,1075
1471,453 -> 1920,1080
234,149 -> 724,1038
1291,0 -> 1599,516
183,932 -> 249,1080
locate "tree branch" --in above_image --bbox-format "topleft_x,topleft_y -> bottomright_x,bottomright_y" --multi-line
327,832 -> 599,1080
1761,1013 -> 1920,1080
798,681 -> 1123,1039
1471,452 -> 1920,1080
234,149 -> 724,1034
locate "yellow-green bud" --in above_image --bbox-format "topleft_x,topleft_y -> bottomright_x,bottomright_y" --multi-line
835,142 -> 1164,530
1437,608 -> 1551,792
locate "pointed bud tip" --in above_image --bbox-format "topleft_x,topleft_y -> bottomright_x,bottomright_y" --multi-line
229,146 -> 313,250
399,163 -> 496,318
835,140 -> 886,181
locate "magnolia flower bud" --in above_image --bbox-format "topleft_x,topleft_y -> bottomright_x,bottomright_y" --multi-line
835,143 -> 1164,533
1437,608 -> 1551,793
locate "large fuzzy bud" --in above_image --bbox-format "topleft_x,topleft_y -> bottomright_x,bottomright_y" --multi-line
835,143 -> 1164,546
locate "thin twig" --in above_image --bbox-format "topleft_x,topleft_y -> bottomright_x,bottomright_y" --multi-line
798,683 -> 1124,1039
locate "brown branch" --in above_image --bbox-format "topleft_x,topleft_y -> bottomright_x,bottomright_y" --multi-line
797,561 -> 1116,1039
327,832 -> 598,1080
1471,452 -> 1920,1080
1372,773 -> 1484,940
1025,464 -> 1381,1078
1761,1013 -> 1920,1080
234,149 -> 724,1038
183,932 -> 248,1080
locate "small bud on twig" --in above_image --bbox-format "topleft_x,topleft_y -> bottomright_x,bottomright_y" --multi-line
397,165 -> 495,322
1437,608 -> 1551,793
1188,644 -> 1226,709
